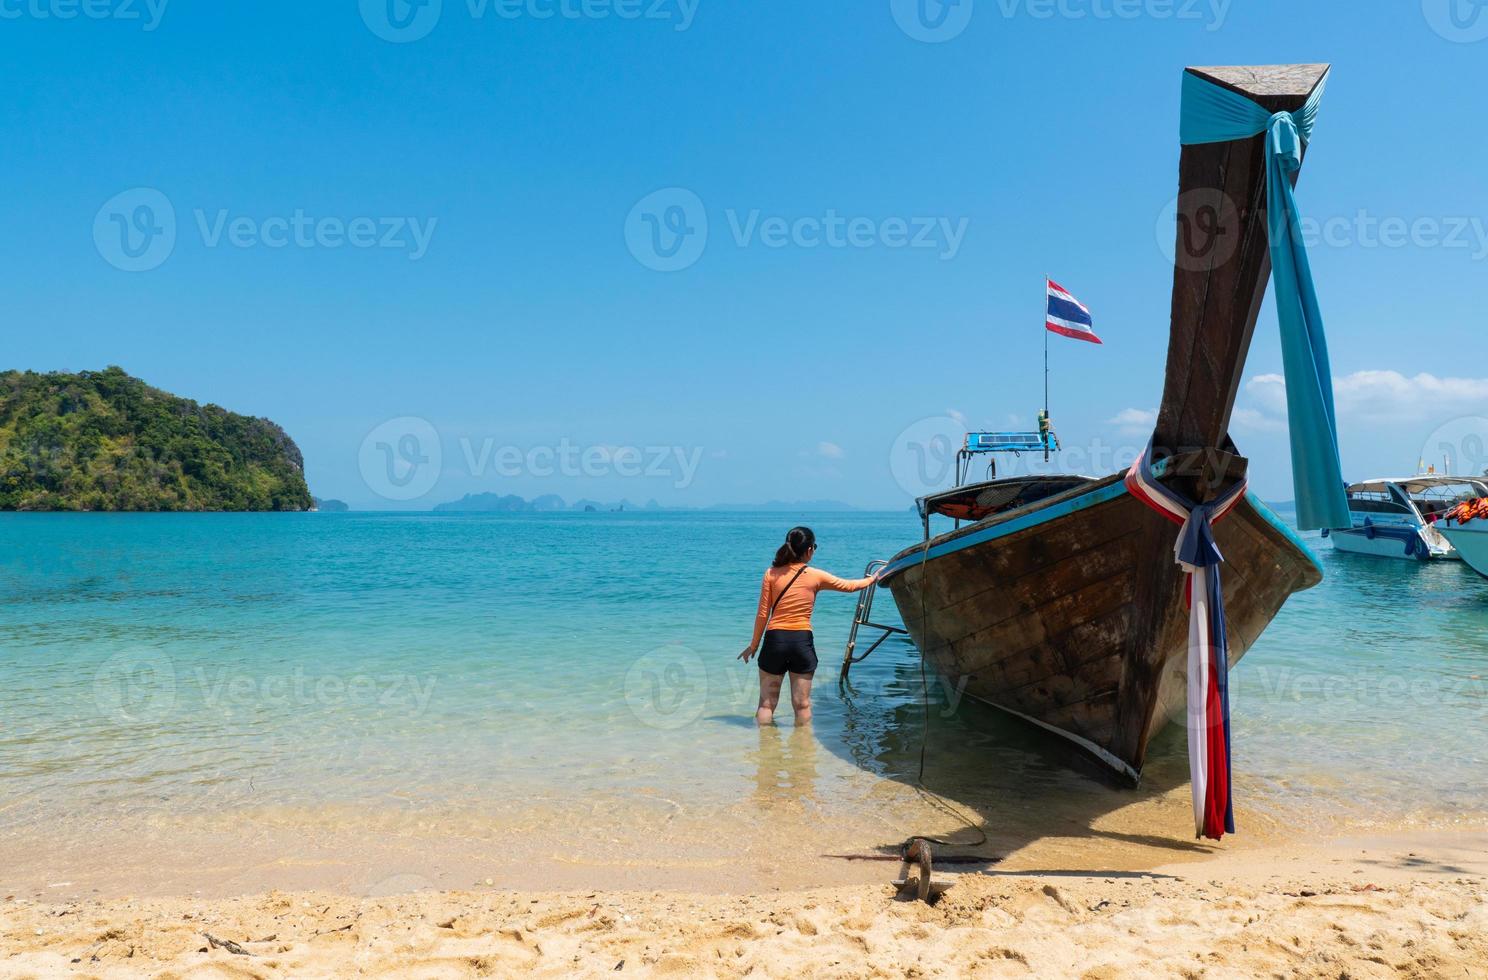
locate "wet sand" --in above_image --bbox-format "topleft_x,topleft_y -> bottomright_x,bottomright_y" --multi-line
2,833 -> 1484,978
6,716 -> 1426,904
0,754 -> 1302,902
5,719 -> 1485,976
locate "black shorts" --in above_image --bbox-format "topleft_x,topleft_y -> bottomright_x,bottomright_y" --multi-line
758,629 -> 817,676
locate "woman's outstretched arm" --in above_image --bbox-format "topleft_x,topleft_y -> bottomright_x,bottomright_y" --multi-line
814,570 -> 875,593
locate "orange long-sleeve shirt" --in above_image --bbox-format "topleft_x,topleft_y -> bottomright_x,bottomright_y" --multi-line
750,564 -> 874,645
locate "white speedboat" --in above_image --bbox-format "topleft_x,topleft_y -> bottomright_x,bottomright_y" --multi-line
1437,500 -> 1488,579
1326,476 -> 1488,561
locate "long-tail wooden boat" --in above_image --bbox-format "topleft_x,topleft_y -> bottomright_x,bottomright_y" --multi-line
874,65 -> 1335,786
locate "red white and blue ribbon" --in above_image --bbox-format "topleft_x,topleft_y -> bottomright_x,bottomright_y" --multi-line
1046,278 -> 1103,345
1125,443 -> 1248,841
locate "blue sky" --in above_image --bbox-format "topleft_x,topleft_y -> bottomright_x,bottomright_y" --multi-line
6,0 -> 1488,508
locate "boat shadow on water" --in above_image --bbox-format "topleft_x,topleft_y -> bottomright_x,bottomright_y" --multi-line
827,639 -> 1217,870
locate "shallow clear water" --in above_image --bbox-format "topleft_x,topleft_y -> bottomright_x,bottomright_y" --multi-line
1,510 -> 1484,861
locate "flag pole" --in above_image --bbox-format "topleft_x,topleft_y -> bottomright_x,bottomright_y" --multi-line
1043,276 -> 1051,462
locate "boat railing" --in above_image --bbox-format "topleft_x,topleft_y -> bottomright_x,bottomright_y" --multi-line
839,560 -> 908,683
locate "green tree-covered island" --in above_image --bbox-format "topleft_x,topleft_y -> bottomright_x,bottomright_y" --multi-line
0,367 -> 313,512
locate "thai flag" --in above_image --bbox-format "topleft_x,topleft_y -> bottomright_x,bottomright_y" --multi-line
1046,278 -> 1102,345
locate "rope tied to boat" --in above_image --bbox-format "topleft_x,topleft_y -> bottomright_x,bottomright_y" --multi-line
1126,443 -> 1248,842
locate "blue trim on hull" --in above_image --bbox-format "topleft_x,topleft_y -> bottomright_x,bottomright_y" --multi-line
1246,494 -> 1324,576
880,466 -> 1322,583
880,476 -> 1131,581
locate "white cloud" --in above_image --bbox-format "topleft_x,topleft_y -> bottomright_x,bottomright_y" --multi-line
1245,371 -> 1488,425
794,442 -> 845,480
946,408 -> 968,428
1336,371 -> 1488,421
1231,407 -> 1286,433
800,441 -> 844,460
1106,407 -> 1157,436
1245,374 -> 1289,417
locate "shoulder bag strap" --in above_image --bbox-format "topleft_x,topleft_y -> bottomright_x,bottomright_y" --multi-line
765,565 -> 810,628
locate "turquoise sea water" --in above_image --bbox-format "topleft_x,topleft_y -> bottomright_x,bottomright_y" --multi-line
1,510 -> 1485,889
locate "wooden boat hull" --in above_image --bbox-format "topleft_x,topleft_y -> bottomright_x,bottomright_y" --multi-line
879,473 -> 1321,781
871,65 -> 1335,784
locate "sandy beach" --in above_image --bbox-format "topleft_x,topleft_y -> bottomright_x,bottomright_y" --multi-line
9,0 -> 1488,974
4,714 -> 1486,977
4,832 -> 1484,978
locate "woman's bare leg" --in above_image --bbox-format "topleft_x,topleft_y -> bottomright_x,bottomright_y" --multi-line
789,672 -> 814,725
756,671 -> 784,726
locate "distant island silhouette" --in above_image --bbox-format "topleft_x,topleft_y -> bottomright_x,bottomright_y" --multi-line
432,493 -> 861,513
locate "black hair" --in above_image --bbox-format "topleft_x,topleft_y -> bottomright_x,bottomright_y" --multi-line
772,526 -> 816,568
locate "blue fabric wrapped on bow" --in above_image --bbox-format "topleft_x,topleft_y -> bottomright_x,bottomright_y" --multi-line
1180,68 -> 1350,532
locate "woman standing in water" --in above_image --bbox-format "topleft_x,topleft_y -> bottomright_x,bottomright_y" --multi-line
739,527 -> 876,726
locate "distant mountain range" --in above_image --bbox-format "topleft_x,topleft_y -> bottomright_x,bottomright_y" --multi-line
432,493 -> 860,513
435,493 -> 598,513
701,499 -> 861,512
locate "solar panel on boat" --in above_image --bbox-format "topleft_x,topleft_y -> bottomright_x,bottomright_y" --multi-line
965,432 -> 1046,452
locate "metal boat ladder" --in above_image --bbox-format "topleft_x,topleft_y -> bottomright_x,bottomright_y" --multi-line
839,560 -> 908,683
